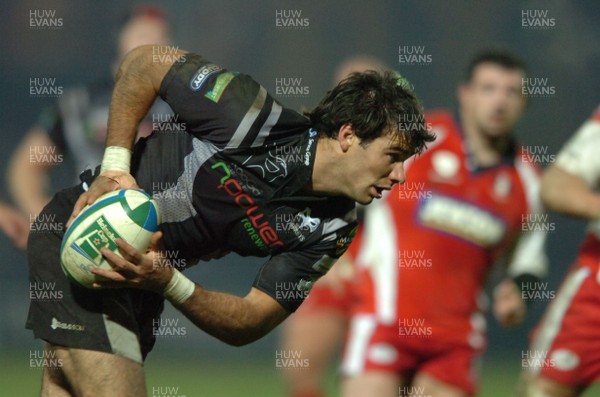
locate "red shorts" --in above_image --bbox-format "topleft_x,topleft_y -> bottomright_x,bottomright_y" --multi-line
528,265 -> 600,387
341,314 -> 483,396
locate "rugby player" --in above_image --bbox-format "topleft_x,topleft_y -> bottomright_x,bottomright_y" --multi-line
26,45 -> 434,396
335,50 -> 549,397
8,5 -> 172,216
518,107 -> 600,397
0,201 -> 29,249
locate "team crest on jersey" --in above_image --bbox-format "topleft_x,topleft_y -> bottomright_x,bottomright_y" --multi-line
431,150 -> 460,180
492,172 -> 512,200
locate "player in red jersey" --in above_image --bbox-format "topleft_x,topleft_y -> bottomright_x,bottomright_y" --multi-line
518,107 -> 600,397
339,50 -> 547,397
281,50 -> 549,397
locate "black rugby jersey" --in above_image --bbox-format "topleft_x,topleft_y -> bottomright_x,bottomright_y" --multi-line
131,54 -> 357,311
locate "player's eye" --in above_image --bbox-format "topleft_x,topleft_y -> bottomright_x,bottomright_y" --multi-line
387,152 -> 405,163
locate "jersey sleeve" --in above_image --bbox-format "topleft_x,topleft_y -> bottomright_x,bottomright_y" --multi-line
158,53 -> 308,149
554,109 -> 600,187
252,217 -> 358,312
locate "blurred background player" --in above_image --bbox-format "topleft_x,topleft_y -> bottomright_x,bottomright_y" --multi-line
340,50 -> 549,397
279,55 -> 389,397
8,5 -> 172,217
282,49 -> 549,397
0,201 -> 28,249
518,107 -> 600,397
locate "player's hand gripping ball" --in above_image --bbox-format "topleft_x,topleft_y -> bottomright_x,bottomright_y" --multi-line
60,189 -> 161,288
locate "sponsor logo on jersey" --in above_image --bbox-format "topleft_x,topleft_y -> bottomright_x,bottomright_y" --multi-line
305,134 -> 315,166
418,195 -> 506,248
189,64 -> 222,91
51,317 -> 85,332
275,208 -> 321,242
205,72 -> 237,102
212,161 -> 284,252
335,225 -> 358,255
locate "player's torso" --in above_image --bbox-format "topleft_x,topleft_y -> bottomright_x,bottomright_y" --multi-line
132,129 -> 355,264
355,110 -> 534,343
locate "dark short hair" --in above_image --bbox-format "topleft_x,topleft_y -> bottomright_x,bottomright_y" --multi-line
465,50 -> 527,82
305,71 -> 435,155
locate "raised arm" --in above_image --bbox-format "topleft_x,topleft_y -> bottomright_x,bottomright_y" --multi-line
540,115 -> 600,220
105,45 -> 182,150
540,165 -> 600,220
69,45 -> 187,222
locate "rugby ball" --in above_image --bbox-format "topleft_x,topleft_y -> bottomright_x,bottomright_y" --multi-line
60,189 -> 161,288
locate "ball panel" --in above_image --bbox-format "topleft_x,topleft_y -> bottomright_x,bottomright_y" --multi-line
59,189 -> 160,288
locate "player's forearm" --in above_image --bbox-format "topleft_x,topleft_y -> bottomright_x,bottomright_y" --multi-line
172,286 -> 288,346
107,45 -> 185,150
540,165 -> 600,220
8,131 -> 52,215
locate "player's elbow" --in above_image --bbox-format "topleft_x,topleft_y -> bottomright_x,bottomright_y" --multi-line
115,45 -> 153,82
220,332 -> 263,347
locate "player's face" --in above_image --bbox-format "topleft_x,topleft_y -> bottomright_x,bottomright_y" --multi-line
349,132 -> 410,205
460,63 -> 526,137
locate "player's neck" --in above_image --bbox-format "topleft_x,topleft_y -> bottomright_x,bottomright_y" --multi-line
461,113 -> 511,168
306,138 -> 346,197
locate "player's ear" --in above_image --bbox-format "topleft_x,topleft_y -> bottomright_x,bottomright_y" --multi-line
337,123 -> 356,152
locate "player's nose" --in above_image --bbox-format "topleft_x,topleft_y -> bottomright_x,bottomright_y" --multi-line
389,162 -> 406,185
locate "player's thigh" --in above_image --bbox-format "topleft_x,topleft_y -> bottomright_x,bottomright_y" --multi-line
342,371 -> 403,397
282,309 -> 347,365
49,343 -> 146,397
280,310 -> 347,390
412,372 -> 468,397
41,359 -> 72,397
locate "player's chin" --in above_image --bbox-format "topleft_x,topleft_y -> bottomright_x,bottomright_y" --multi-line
356,193 -> 375,205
